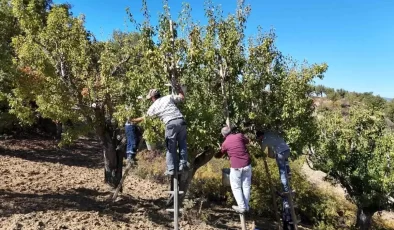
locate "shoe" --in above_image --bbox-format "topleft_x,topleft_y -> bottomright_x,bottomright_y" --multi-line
232,205 -> 246,214
165,169 -> 174,176
131,154 -> 138,162
179,162 -> 189,173
126,156 -> 132,164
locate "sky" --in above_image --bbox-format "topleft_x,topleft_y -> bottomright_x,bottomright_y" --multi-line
54,0 -> 394,98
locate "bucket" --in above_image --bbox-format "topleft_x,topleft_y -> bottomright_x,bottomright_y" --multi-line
146,142 -> 157,151
222,168 -> 231,187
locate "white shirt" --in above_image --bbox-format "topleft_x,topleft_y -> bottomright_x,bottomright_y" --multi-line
146,94 -> 184,124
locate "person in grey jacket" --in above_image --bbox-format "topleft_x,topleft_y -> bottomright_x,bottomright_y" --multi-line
256,130 -> 294,229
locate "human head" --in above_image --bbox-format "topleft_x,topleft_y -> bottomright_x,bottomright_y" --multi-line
221,126 -> 231,138
255,130 -> 264,141
146,89 -> 161,101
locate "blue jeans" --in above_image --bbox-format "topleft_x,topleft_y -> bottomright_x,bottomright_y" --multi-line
276,149 -> 292,220
165,118 -> 187,171
125,122 -> 137,158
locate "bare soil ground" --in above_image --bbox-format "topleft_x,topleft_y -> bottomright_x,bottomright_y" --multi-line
0,137 -> 311,230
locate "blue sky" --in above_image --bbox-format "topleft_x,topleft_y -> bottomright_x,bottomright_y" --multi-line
54,0 -> 394,98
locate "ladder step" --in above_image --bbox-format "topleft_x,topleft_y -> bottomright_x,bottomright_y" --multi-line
281,190 -> 296,196
166,208 -> 184,212
165,191 -> 184,195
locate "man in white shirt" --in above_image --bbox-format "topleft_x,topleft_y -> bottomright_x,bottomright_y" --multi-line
131,88 -> 188,175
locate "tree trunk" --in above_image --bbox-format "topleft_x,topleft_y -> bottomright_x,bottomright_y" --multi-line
55,121 -> 62,140
94,106 -> 123,189
100,132 -> 123,189
355,208 -> 374,230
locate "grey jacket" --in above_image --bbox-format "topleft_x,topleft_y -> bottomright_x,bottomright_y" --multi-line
260,131 -> 290,156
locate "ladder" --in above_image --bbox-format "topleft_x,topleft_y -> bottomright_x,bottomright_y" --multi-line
111,159 -> 137,202
279,160 -> 300,230
165,153 -> 183,230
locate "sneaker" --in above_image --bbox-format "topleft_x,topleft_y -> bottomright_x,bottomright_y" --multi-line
232,205 -> 246,213
126,156 -> 132,164
179,162 -> 189,173
130,154 -> 138,162
165,169 -> 174,176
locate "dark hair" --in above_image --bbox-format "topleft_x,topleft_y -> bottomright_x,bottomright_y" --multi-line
255,130 -> 264,138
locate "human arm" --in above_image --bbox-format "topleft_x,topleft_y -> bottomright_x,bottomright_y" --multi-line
214,142 -> 227,158
131,105 -> 155,123
170,82 -> 185,103
130,117 -> 144,123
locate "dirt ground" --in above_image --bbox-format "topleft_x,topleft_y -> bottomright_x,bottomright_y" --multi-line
0,136 -> 301,230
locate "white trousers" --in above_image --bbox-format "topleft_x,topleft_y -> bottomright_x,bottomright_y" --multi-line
230,164 -> 252,210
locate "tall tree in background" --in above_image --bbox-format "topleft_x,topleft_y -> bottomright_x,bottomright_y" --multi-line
10,0 -> 142,187
0,0 -> 20,132
385,100 -> 394,124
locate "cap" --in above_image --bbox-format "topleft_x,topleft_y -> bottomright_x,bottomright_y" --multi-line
146,89 -> 160,99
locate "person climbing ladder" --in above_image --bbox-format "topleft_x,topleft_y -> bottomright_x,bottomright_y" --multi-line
124,121 -> 141,163
256,130 -> 298,230
131,86 -> 188,175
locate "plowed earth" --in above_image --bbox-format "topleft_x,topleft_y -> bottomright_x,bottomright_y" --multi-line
0,137 -> 292,230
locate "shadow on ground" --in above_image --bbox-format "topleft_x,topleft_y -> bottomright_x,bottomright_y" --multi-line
0,188 -> 144,223
0,137 -> 103,168
0,187 -> 180,229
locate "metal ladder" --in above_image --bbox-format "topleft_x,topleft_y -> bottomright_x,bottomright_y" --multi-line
165,153 -> 183,230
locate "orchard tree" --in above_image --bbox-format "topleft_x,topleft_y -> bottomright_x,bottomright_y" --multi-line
126,0 -> 327,202
0,0 -> 20,129
309,105 -> 394,229
10,0 -> 141,187
124,0 -> 253,200
385,100 -> 394,126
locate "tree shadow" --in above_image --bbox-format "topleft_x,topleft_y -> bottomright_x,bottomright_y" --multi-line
0,137 -> 103,168
0,188 -> 136,222
140,196 -> 174,228
0,187 -> 179,228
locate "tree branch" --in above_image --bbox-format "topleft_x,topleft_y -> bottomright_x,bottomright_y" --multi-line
111,55 -> 131,76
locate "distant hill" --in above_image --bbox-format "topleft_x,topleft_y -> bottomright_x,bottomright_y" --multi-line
384,97 -> 393,101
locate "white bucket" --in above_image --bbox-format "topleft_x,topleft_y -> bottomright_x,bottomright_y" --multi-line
222,168 -> 231,187
146,142 -> 157,150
